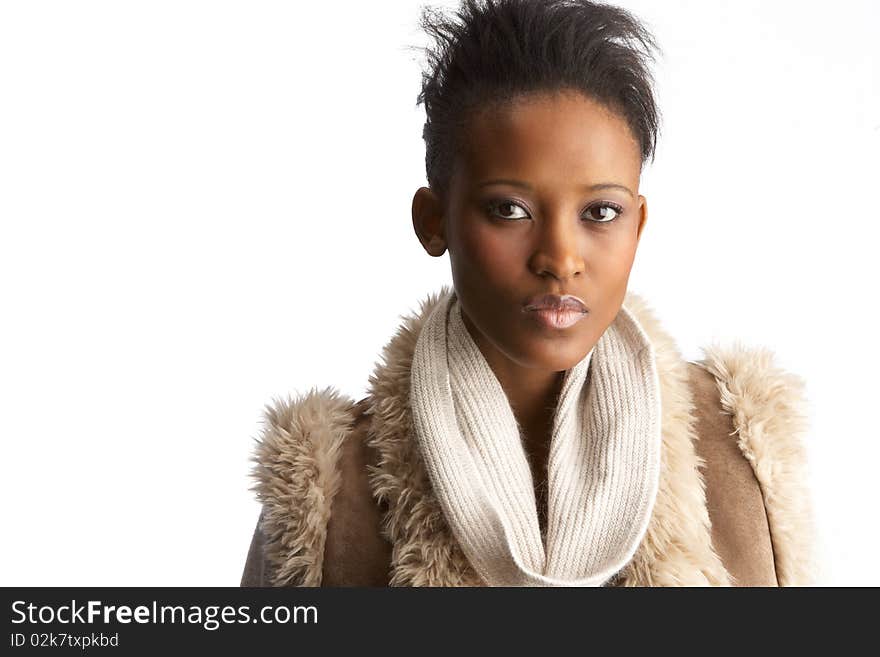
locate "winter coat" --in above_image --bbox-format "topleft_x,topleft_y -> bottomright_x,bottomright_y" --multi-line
240,287 -> 817,587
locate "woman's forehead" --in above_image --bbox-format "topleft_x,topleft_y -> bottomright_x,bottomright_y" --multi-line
457,93 -> 641,189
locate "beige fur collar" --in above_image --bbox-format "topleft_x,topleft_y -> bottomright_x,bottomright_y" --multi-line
364,286 -> 731,586
697,343 -> 818,586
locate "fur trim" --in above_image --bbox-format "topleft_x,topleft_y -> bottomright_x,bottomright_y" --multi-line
365,286 -> 482,585
249,386 -> 358,586
698,343 -> 818,586
365,287 -> 731,586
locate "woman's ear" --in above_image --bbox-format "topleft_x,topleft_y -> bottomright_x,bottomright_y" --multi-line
412,187 -> 447,256
636,194 -> 648,243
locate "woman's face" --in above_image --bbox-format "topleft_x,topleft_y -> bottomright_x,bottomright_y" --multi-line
413,90 -> 647,374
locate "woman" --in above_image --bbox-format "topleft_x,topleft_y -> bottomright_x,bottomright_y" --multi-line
241,0 -> 816,587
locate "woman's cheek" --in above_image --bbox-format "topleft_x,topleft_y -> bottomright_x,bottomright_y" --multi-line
594,234 -> 638,280
460,223 -> 519,281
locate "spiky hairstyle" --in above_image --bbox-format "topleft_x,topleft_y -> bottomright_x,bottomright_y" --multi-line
415,0 -> 662,201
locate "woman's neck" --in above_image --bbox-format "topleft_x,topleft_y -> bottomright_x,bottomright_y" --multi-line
459,309 -> 565,451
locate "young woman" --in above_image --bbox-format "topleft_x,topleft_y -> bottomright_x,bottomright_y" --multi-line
241,0 -> 816,587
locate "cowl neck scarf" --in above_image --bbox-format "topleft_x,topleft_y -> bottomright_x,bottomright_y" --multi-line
409,289 -> 663,586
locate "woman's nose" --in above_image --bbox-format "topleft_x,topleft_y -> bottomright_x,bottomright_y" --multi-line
529,214 -> 585,281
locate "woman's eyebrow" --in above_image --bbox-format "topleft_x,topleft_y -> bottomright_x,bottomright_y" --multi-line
477,178 -> 634,199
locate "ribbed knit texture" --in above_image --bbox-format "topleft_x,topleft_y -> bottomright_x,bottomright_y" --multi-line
409,289 -> 662,586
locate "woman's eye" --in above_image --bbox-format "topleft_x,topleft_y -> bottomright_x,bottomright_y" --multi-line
487,199 -> 623,223
488,200 -> 530,220
583,203 -> 623,223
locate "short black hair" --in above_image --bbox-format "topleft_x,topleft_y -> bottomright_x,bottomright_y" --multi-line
415,0 -> 662,201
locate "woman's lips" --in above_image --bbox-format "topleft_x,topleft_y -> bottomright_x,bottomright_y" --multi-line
525,306 -> 588,330
522,293 -> 589,329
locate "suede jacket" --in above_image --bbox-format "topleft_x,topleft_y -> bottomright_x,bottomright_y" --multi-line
241,287 -> 817,587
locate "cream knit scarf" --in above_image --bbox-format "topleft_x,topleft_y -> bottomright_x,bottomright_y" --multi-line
410,289 -> 663,586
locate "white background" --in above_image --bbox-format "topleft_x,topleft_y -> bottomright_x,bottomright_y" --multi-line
1,0 -> 877,586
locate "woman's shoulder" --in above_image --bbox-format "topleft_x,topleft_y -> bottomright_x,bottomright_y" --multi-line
321,396 -> 392,585
242,387 -> 390,587
686,343 -> 818,586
